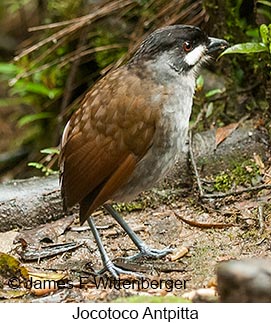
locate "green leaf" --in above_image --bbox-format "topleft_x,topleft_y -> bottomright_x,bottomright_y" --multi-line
205,88 -> 223,98
28,162 -> 44,169
11,81 -> 62,99
40,147 -> 60,155
18,112 -> 54,127
206,102 -> 214,118
0,62 -> 21,76
245,28 -> 261,39
258,0 -> 271,7
28,162 -> 58,176
219,42 -> 268,58
260,24 -> 269,45
196,75 -> 204,91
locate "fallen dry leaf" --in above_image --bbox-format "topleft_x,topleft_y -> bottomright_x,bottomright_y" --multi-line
29,271 -> 69,296
174,212 -> 234,229
215,123 -> 239,147
0,231 -> 19,253
15,215 -> 75,244
169,246 -> 189,261
31,280 -> 58,296
28,271 -> 68,281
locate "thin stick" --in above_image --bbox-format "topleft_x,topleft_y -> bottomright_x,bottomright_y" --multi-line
257,205 -> 265,235
58,44 -> 125,68
10,44 -> 123,84
14,0 -> 134,61
190,104 -> 207,130
28,19 -> 83,32
201,183 -> 271,199
188,130 -> 205,197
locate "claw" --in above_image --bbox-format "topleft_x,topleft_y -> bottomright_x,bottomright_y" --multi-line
97,259 -> 143,278
124,246 -> 174,261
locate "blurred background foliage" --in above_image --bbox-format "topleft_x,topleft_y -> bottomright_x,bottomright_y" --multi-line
0,0 -> 270,181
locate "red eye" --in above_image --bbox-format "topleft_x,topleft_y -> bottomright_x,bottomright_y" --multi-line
183,41 -> 193,52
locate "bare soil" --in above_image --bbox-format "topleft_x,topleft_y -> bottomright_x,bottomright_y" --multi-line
4,187 -> 271,303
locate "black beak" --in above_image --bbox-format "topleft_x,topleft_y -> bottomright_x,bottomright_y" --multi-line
207,37 -> 229,54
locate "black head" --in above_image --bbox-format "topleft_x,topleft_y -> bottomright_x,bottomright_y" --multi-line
129,25 -> 228,74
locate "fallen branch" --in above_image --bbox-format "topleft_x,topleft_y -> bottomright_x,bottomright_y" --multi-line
201,183 -> 271,199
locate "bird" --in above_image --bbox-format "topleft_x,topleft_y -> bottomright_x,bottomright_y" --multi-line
59,25 -> 228,277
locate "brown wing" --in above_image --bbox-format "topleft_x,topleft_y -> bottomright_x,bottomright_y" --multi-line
59,67 -> 162,224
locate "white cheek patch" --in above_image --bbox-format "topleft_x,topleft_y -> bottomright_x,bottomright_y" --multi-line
184,45 -> 206,66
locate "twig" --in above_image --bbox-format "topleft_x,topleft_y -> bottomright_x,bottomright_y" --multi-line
10,44 -> 124,84
188,130 -> 204,197
144,1 -> 184,27
30,35 -> 69,68
58,44 -> 125,68
17,242 -> 82,261
14,0 -> 134,61
28,18 -> 83,32
14,21 -> 85,61
201,184 -> 271,199
257,205 -> 265,235
190,104 -> 207,130
166,1 -> 205,26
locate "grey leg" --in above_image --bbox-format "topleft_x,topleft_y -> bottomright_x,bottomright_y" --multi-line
104,204 -> 173,261
87,216 -> 141,277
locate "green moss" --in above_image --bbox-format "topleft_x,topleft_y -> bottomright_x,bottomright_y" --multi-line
213,160 -> 261,192
213,172 -> 232,192
114,201 -> 145,213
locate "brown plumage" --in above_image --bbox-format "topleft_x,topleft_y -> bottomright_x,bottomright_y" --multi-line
60,66 -> 166,224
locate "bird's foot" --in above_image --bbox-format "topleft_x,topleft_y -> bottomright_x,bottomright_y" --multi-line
124,245 -> 174,261
97,259 -> 143,278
